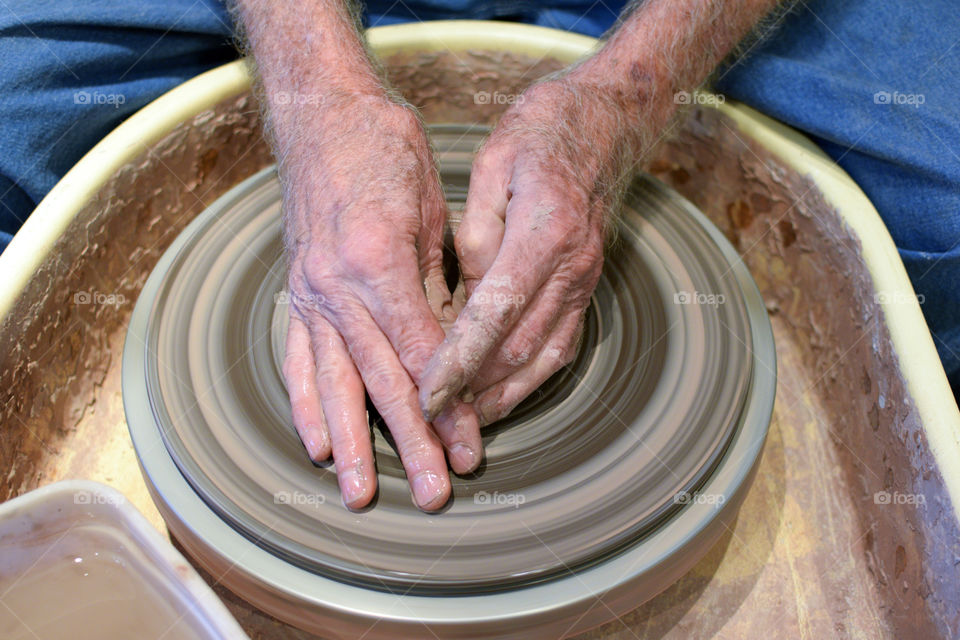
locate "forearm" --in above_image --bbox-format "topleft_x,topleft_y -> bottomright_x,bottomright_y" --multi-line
230,0 -> 384,164
570,0 -> 782,153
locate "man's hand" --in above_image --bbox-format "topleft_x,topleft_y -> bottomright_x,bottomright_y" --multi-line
418,0 -> 780,422
419,75 -> 633,424
233,0 -> 481,512
281,94 -> 481,510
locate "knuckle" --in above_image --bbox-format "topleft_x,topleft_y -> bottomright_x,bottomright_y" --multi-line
555,254 -> 603,301
298,254 -> 344,306
470,146 -> 506,182
282,352 -> 313,384
389,102 -> 423,135
454,219 -> 488,261
301,245 -> 337,283
559,340 -> 578,366
500,342 -> 533,367
338,232 -> 390,280
395,434 -> 439,465
546,217 -> 581,254
466,301 -> 512,344
393,332 -> 435,374
312,349 -> 341,383
362,360 -> 411,399
545,343 -> 574,370
565,285 -> 595,312
578,237 -> 605,270
497,325 -> 543,367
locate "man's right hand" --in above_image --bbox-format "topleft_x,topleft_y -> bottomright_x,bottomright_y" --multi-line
279,92 -> 482,511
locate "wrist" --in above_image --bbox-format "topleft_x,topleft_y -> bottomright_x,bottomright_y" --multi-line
271,86 -> 396,166
562,57 -> 669,156
564,0 -> 779,143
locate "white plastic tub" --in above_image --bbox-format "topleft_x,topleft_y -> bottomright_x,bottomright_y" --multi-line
0,480 -> 248,640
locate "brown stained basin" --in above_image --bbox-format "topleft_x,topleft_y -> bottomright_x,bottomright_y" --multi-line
0,21 -> 958,640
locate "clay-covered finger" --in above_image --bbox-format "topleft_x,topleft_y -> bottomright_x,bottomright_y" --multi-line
305,313 -> 376,510
468,277 -> 567,392
474,309 -> 585,425
281,313 -> 331,462
355,252 -> 484,473
418,196 -> 561,420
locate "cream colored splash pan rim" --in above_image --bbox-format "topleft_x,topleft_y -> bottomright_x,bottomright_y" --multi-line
2,20 -> 958,515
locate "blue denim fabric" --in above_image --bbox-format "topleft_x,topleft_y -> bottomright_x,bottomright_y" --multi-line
0,0 -> 237,249
0,0 -> 624,249
0,0 -> 957,394
363,0 -> 625,36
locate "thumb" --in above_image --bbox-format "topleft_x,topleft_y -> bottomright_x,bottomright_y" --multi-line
419,172 -> 457,326
456,149 -> 510,299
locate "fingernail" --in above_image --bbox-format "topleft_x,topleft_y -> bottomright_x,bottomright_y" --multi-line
304,425 -> 327,460
478,401 -> 501,427
450,443 -> 477,469
411,471 -> 446,510
339,463 -> 366,508
423,386 -> 452,421
477,388 -> 505,426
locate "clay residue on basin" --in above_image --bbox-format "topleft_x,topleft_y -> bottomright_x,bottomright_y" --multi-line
382,49 -> 565,124
642,106 -> 960,639
0,47 -> 957,639
0,92 -> 274,522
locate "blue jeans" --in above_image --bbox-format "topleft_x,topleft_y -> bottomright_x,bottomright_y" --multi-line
1,0 -> 957,395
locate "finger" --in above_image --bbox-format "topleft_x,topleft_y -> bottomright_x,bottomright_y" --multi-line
418,180 -> 458,326
354,249 -> 482,474
433,399 -> 483,474
474,309 -> 585,425
347,230 -> 450,387
468,276 -> 566,392
386,255 -> 484,473
304,312 -> 377,509
419,195 -> 560,420
424,216 -> 485,471
404,255 -> 484,473
423,258 -> 458,328
332,304 -> 452,511
457,148 -> 509,298
281,313 -> 331,462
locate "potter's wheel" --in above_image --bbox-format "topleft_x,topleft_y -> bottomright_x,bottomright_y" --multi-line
124,124 -> 776,637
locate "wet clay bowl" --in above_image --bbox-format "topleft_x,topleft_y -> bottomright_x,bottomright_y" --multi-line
1,20 -> 959,639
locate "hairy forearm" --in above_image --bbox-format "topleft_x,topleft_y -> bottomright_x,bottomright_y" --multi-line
230,0 -> 384,164
571,0 -> 781,153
